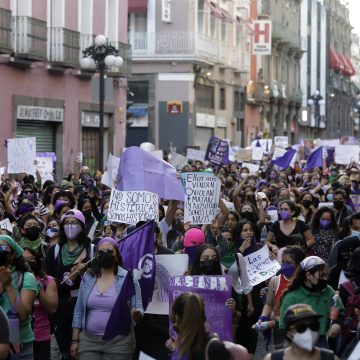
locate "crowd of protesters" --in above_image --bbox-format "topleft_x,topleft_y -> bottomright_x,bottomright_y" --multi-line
0,151 -> 360,360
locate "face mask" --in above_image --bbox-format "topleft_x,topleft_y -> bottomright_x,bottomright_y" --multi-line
23,193 -> 35,202
289,196 -> 296,202
291,328 -> 319,351
97,251 -> 116,269
246,195 -> 256,204
262,201 -> 267,209
225,180 -> 233,187
302,200 -> 312,209
63,224 -> 82,240
185,245 -> 199,266
0,249 -> 11,267
103,210 -> 109,217
320,219 -> 331,229
83,209 -> 92,218
288,176 -> 293,181
351,229 -> 360,238
314,279 -> 328,291
312,180 -> 319,187
25,226 -> 41,241
269,174 -> 277,180
241,211 -> 254,221
175,215 -> 184,222
281,263 -> 296,278
326,194 -> 334,202
46,228 -> 59,238
333,200 -> 344,210
200,259 -> 220,275
240,173 -> 248,179
279,210 -> 291,220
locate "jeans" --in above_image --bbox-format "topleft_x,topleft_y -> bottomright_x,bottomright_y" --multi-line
11,343 -> 33,360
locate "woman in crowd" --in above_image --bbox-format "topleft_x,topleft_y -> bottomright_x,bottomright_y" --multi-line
71,237 -> 143,360
237,199 -> 265,241
279,256 -> 344,348
0,235 -> 39,359
265,200 -> 315,254
44,209 -> 93,360
299,192 -> 317,225
310,207 -> 339,261
45,217 -> 61,247
23,247 -> 58,360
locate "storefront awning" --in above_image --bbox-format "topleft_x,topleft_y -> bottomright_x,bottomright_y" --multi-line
345,56 -> 356,76
338,52 -> 353,76
128,0 -> 147,13
329,46 -> 341,70
127,105 -> 148,118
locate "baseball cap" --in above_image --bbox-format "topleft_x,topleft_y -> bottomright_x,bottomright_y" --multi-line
61,209 -> 85,226
284,304 -> 322,329
300,256 -> 325,272
184,228 -> 205,247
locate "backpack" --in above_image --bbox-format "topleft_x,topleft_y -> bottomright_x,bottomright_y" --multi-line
205,336 -> 248,360
342,280 -> 360,338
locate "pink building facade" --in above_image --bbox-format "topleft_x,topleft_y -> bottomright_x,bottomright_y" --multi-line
0,0 -> 130,177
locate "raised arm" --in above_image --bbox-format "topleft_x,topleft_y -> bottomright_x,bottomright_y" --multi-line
165,200 -> 179,226
217,198 -> 229,226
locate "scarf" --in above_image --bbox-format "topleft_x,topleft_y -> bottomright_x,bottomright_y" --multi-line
220,242 -> 236,269
19,237 -> 43,252
61,243 -> 84,267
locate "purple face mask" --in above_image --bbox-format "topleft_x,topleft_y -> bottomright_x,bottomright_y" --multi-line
320,219 -> 331,229
281,263 -> 296,278
269,174 -> 277,180
279,210 -> 291,220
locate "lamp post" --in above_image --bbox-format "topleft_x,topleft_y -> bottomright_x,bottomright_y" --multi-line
307,90 -> 325,129
80,34 -> 123,171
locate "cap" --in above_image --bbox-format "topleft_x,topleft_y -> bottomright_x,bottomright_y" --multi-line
16,200 -> 35,217
61,209 -> 85,226
300,256 -> 325,272
284,304 -> 322,329
184,228 -> 205,247
54,200 -> 70,214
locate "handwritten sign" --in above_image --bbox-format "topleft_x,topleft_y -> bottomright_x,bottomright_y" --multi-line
186,148 -> 206,162
205,136 -> 229,165
183,172 -> 221,224
244,246 -> 281,286
107,189 -> 159,224
146,254 -> 189,315
0,218 -> 12,234
241,162 -> 260,174
7,137 -> 36,174
251,139 -> 273,153
252,146 -> 264,161
274,136 -> 288,148
350,195 -> 360,212
272,147 -> 287,160
101,153 -> 120,188
36,157 -> 54,182
169,275 -> 233,341
335,145 -> 360,165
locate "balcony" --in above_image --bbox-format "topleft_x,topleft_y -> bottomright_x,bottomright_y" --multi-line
272,22 -> 300,49
48,27 -> 80,68
109,41 -> 132,76
288,88 -> 303,104
0,8 -> 12,53
13,16 -> 47,61
246,80 -> 270,104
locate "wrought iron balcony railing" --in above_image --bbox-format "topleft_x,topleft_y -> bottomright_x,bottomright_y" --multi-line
0,8 -> 12,53
109,41 -> 132,76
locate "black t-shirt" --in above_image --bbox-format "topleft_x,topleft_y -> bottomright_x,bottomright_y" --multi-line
269,220 -> 309,248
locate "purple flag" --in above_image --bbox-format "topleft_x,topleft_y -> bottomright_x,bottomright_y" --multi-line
205,136 -> 229,165
303,146 -> 323,171
118,221 -> 155,310
168,275 -> 233,341
117,147 -> 184,201
271,148 -> 296,169
103,271 -> 135,340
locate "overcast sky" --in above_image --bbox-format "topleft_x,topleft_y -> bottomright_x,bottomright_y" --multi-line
347,0 -> 360,36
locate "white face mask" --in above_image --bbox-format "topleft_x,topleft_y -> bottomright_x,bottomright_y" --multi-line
351,229 -> 360,238
291,328 -> 319,351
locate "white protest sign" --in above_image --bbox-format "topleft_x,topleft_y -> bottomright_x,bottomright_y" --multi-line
146,254 -> 189,315
319,139 -> 340,148
244,246 -> 281,286
184,172 -> 221,224
169,152 -> 188,170
272,147 -> 287,160
335,145 -> 360,165
274,136 -> 289,148
186,148 -> 206,162
0,218 -> 12,234
251,139 -> 273,153
0,167 -> 5,177
7,137 -> 36,174
241,162 -> 260,174
101,153 -> 120,188
36,157 -> 54,182
252,146 -> 264,161
139,352 -> 156,360
107,189 -> 159,224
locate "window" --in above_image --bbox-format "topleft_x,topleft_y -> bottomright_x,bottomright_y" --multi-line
198,0 -> 205,34
107,0 -> 118,41
196,84 -> 214,109
234,91 -> 240,112
220,88 -> 226,110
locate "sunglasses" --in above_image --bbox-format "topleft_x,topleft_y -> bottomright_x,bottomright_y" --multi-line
294,321 -> 319,333
98,249 -> 114,255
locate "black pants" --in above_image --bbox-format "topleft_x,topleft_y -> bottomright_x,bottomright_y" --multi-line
34,340 -> 51,360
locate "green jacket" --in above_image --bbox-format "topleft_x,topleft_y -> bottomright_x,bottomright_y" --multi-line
279,285 -> 345,335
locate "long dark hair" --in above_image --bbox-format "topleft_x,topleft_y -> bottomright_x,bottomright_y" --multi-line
22,247 -> 44,277
88,244 -> 123,277
310,206 -> 339,233
190,244 -> 222,276
171,292 -> 207,359
232,220 -> 256,252
282,246 -> 306,265
41,184 -> 59,206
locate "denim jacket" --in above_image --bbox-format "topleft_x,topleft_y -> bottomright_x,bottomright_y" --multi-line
72,266 -> 143,330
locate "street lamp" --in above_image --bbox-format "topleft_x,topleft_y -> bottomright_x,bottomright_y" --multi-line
80,34 -> 123,171
307,90 -> 325,128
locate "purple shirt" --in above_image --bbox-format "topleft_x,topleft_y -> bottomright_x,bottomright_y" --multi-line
86,281 -> 117,336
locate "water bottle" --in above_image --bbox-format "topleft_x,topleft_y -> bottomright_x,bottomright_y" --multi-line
329,291 -> 341,323
7,311 -> 20,353
252,320 -> 276,332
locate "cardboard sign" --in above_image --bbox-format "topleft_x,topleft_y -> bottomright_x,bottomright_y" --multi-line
107,189 -> 159,224
252,146 -> 264,161
0,218 -> 12,234
101,153 -> 120,188
169,276 -> 233,341
183,172 -> 221,224
335,145 -> 360,165
36,157 -> 54,182
241,162 -> 260,174
274,136 -> 289,148
146,254 -> 189,315
7,137 -> 36,174
186,148 -> 206,162
205,137 -> 229,165
244,246 -> 281,286
235,148 -> 252,162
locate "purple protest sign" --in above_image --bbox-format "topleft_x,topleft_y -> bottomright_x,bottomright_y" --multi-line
168,275 -> 233,341
205,137 -> 229,166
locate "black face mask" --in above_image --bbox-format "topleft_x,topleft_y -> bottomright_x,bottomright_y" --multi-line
26,260 -> 41,275
0,249 -> 10,267
200,259 -> 220,275
225,180 -> 233,188
246,195 -> 256,204
314,279 -> 328,291
302,200 -> 312,209
333,200 -> 344,210
241,211 -> 255,222
97,251 -> 116,269
25,226 -> 41,241
83,209 -> 93,218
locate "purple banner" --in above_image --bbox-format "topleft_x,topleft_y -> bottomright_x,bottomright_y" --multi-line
169,275 -> 233,341
205,137 -> 229,165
